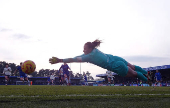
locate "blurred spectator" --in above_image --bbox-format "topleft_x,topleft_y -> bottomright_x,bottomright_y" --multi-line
3,64 -> 12,86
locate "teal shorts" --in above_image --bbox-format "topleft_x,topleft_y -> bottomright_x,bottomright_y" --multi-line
110,56 -> 128,77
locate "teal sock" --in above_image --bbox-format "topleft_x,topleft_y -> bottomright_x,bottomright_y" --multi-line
135,65 -> 147,74
137,72 -> 148,81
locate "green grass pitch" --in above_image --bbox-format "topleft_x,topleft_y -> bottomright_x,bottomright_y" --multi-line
0,85 -> 170,108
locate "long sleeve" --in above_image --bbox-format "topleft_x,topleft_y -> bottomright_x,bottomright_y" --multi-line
63,53 -> 92,63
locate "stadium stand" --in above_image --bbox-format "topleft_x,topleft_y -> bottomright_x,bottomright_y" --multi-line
96,65 -> 170,86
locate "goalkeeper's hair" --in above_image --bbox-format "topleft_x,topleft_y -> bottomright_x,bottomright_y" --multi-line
85,39 -> 102,49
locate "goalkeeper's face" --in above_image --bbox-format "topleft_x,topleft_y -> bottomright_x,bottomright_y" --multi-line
83,45 -> 92,55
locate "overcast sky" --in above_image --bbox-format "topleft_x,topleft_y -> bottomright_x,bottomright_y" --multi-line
0,0 -> 170,78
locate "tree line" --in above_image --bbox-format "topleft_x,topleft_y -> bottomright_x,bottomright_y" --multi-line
0,61 -> 94,80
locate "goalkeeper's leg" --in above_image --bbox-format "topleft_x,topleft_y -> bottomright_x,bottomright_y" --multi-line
127,63 -> 147,75
125,66 -> 148,81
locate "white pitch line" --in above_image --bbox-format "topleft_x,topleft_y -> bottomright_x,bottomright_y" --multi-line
0,94 -> 170,97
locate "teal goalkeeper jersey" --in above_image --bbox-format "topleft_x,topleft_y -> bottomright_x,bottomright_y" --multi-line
63,48 -> 128,76
64,48 -> 124,71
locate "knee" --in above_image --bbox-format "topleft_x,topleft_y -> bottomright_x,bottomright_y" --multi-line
128,63 -> 135,70
127,66 -> 137,77
132,71 -> 137,77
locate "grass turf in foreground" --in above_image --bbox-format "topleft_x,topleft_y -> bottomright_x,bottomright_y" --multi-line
0,86 -> 169,108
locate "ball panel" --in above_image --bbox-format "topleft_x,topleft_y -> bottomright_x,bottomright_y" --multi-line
21,60 -> 36,74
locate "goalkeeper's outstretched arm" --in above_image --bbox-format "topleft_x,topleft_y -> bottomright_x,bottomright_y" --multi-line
49,57 -> 84,64
49,54 -> 91,64
63,57 -> 83,63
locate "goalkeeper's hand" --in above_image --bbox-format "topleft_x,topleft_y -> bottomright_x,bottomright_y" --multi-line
49,57 -> 60,64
